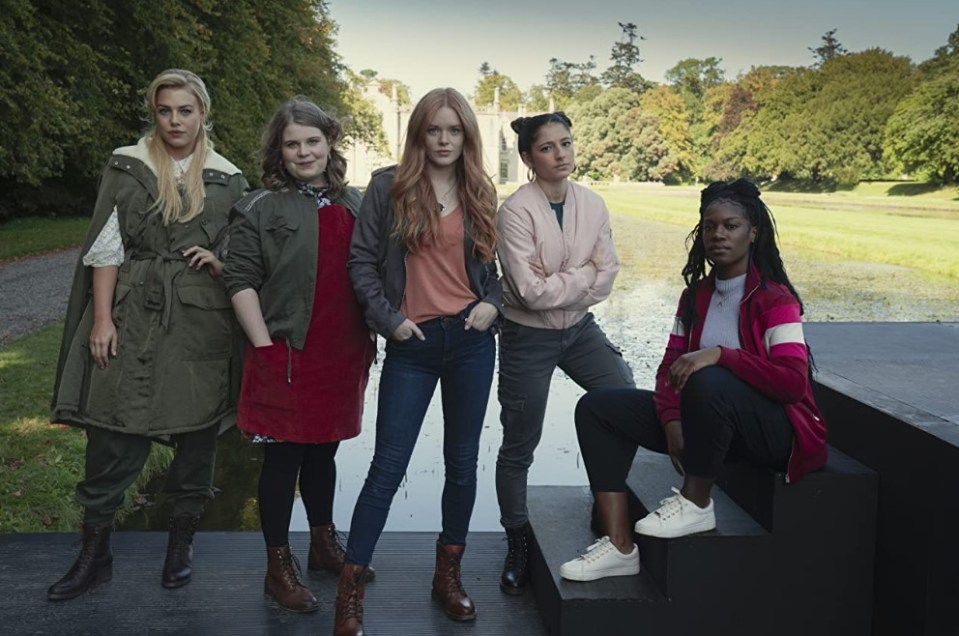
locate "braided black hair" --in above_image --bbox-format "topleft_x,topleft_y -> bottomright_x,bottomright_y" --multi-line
510,112 -> 573,154
680,179 -> 804,331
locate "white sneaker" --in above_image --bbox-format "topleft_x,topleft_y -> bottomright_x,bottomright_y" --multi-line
559,536 -> 640,582
634,487 -> 716,538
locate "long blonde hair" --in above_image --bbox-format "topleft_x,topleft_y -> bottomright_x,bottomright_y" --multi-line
391,88 -> 497,262
143,69 -> 213,225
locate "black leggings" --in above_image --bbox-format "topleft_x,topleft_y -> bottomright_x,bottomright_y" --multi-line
259,441 -> 339,547
575,366 -> 793,492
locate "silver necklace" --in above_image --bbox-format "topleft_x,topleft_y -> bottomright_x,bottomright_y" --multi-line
436,181 -> 458,213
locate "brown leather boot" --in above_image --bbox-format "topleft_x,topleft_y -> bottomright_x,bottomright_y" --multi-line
431,541 -> 476,621
334,563 -> 368,636
264,545 -> 319,613
162,514 -> 199,588
48,523 -> 114,601
308,524 -> 375,581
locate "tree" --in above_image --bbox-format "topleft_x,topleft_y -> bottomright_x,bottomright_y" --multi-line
665,58 -> 725,105
545,56 -> 599,109
809,29 -> 848,67
742,49 -> 915,183
567,88 -> 677,182
0,0 -> 361,218
640,85 -> 694,178
374,78 -> 412,106
601,22 -> 651,93
918,23 -> 959,77
884,73 -> 959,183
474,66 -> 522,111
525,84 -> 550,111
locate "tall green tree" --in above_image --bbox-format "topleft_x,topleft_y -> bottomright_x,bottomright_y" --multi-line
743,50 -> 914,183
545,56 -> 599,109
885,71 -> 959,183
567,87 -> 676,181
0,0 -> 363,218
601,22 -> 651,93
809,28 -> 848,67
474,64 -> 522,111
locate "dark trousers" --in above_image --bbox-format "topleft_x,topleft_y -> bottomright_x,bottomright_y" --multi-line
345,314 -> 495,566
259,441 -> 339,547
77,425 -> 218,526
576,366 -> 793,492
496,314 -> 635,528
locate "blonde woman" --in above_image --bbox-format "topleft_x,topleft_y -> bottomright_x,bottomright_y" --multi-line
334,87 -> 501,635
50,69 -> 247,600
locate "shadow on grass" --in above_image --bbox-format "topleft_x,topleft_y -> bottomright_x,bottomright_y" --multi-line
762,179 -> 854,194
885,182 -> 951,197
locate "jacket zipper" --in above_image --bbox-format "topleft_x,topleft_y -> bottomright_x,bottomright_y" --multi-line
286,339 -> 292,385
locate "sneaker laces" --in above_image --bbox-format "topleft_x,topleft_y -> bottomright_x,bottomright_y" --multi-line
652,487 -> 687,521
574,536 -> 615,564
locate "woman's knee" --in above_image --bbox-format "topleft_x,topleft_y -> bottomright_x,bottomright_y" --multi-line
681,366 -> 737,406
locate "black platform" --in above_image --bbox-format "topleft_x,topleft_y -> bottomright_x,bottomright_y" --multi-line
806,321 -> 959,636
0,531 -> 544,635
528,444 -> 877,636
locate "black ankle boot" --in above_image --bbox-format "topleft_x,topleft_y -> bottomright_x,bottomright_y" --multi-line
162,514 -> 199,588
500,523 -> 530,595
48,523 -> 114,601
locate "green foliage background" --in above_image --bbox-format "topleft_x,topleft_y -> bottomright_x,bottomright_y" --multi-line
0,0 -> 384,220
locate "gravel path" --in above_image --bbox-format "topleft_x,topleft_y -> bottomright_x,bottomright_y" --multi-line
0,248 -> 79,345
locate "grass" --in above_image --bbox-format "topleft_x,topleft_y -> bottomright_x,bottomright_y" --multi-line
0,323 -> 172,532
592,184 -> 959,280
0,217 -> 89,261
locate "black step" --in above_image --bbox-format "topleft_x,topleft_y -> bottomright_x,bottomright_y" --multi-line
625,449 -> 771,602
715,445 -> 878,635
527,485 -> 669,636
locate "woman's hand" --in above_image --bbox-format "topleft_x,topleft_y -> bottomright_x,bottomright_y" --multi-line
89,318 -> 118,369
664,420 -> 685,476
392,319 -> 425,342
182,245 -> 224,277
528,257 -> 546,279
465,302 -> 498,332
667,346 -> 722,392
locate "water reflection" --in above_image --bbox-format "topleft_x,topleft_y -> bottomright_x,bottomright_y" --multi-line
122,212 -> 959,533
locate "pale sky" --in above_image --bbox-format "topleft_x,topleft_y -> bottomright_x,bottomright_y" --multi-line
328,0 -> 956,100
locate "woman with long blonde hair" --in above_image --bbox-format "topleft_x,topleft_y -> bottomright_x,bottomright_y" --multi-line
50,69 -> 247,601
334,87 -> 501,635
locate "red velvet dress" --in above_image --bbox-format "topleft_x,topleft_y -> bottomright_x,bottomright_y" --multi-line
237,202 -> 375,444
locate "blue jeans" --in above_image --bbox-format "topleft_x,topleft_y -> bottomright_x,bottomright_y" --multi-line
345,312 -> 495,566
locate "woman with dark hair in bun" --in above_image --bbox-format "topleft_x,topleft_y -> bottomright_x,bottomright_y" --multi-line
559,179 -> 827,582
495,112 -> 635,595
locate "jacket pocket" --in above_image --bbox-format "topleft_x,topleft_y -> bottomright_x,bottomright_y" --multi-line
174,285 -> 235,360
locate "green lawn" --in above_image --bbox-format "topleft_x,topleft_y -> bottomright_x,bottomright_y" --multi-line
593,184 -> 959,280
0,217 -> 89,261
0,324 -> 171,532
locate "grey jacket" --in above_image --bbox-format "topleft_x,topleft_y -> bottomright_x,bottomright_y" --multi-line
223,186 -> 362,350
348,166 -> 503,338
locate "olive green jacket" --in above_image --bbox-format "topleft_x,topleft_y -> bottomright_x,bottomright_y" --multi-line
222,186 -> 362,350
51,139 -> 248,437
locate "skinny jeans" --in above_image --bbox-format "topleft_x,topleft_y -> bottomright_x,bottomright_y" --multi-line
575,366 -> 793,492
496,313 -> 634,529
345,312 -> 495,566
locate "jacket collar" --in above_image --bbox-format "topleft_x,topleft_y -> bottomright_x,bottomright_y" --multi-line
113,137 -> 242,177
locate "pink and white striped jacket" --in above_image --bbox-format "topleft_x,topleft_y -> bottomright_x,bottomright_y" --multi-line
653,263 -> 828,483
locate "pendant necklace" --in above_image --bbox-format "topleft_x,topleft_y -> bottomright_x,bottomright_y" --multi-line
436,181 -> 458,213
